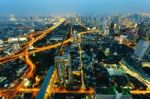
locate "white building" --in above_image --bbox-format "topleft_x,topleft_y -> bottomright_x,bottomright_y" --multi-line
104,29 -> 110,36
0,39 -> 3,47
13,44 -> 20,51
0,39 -> 3,45
29,29 -> 35,32
8,37 -> 27,43
9,14 -> 17,22
119,35 -> 127,44
18,37 -> 27,41
8,38 -> 18,43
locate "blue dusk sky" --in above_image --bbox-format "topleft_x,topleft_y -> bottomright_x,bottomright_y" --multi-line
0,0 -> 150,16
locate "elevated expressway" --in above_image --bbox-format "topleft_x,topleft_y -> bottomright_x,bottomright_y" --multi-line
0,18 -> 65,64
120,61 -> 150,95
0,18 -> 98,98
1,18 -> 150,97
0,18 -> 65,98
43,30 -> 99,99
1,19 -> 150,97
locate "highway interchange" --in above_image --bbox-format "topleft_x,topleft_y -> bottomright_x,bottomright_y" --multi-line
0,18 -> 150,98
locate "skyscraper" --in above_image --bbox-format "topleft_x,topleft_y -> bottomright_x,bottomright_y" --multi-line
9,14 -> 17,22
133,39 -> 150,59
54,54 -> 72,85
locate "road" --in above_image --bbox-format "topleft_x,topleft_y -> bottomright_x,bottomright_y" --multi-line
53,88 -> 94,94
78,38 -> 86,89
0,17 -> 99,98
0,19 -> 150,98
0,18 -> 65,98
120,61 -> 150,86
131,90 -> 150,94
119,61 -> 150,95
43,29 -> 99,98
0,18 -> 65,64
0,30 -> 99,64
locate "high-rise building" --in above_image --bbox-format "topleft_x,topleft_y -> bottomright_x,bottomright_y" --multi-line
104,28 -> 110,36
103,20 -> 110,36
72,31 -> 78,43
54,54 -> 72,85
9,14 -> 17,22
0,39 -> 3,47
133,39 -> 150,59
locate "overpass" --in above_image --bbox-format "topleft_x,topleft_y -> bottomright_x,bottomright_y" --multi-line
0,20 -> 99,98
142,62 -> 150,68
38,30 -> 99,98
0,18 -> 65,98
53,88 -> 94,94
131,90 -> 150,94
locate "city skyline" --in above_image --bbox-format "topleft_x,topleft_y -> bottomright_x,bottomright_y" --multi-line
0,1 -> 150,99
0,0 -> 150,16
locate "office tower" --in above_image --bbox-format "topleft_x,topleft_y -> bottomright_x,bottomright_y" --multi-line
55,54 -> 72,85
103,20 -> 110,36
9,14 -> 17,22
72,31 -> 78,43
133,39 -> 150,59
109,22 -> 115,35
